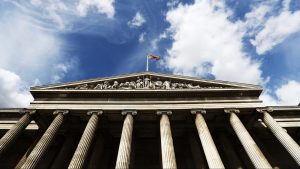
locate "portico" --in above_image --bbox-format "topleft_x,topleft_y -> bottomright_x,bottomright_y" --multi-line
0,72 -> 299,168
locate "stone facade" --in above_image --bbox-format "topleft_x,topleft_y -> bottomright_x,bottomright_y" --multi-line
0,72 -> 300,169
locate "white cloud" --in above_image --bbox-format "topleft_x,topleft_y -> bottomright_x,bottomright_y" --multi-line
167,0 -> 179,8
77,0 -> 115,18
164,0 -> 263,84
0,14 -> 61,82
30,0 -> 42,6
250,10 -> 300,55
276,80 -> 300,105
128,12 -> 146,28
244,3 -> 272,36
261,80 -> 300,106
22,0 -> 116,31
247,0 -> 300,54
51,61 -> 77,83
0,12 -> 76,107
45,1 -> 69,30
260,91 -> 278,106
138,32 -> 146,43
16,0 -> 71,31
0,68 -> 33,108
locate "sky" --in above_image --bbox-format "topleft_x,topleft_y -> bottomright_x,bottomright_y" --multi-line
0,0 -> 300,107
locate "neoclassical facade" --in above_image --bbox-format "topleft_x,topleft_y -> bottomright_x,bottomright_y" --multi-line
0,72 -> 299,169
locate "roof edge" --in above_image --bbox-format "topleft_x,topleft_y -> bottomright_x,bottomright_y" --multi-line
31,71 -> 263,90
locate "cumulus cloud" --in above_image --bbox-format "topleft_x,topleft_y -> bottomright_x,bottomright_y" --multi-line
244,3 -> 273,36
0,11 -> 76,107
246,0 -> 300,54
128,12 -> 146,28
0,13 -> 62,83
250,10 -> 300,54
164,0 -> 264,84
0,69 -> 33,107
261,80 -> 300,106
163,0 -> 300,107
77,0 -> 115,18
275,80 -> 300,105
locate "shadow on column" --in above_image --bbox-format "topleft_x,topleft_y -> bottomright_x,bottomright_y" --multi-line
251,128 -> 299,169
0,130 -> 39,169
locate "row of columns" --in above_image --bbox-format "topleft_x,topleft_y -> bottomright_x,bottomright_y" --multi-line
0,110 -> 35,156
0,109 -> 300,168
226,109 -> 272,168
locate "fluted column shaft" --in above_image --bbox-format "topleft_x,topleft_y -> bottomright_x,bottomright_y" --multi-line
263,112 -> 300,165
158,111 -> 177,169
0,111 -> 33,156
228,112 -> 272,169
115,111 -> 136,169
21,110 -> 67,169
192,110 -> 224,168
68,111 -> 102,169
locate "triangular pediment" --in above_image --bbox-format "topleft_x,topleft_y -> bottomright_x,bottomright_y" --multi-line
31,72 -> 262,91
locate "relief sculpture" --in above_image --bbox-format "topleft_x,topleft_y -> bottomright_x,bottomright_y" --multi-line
69,76 -> 223,90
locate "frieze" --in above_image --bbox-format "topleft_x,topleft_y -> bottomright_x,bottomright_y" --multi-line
64,77 -> 224,90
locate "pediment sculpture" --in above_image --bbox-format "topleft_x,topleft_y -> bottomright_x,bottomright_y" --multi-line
66,76 -> 224,90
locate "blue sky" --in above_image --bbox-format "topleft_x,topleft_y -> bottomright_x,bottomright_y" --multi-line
0,0 -> 300,107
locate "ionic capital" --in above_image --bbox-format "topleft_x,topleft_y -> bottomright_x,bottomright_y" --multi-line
121,110 -> 137,116
53,110 -> 69,115
224,109 -> 240,114
87,110 -> 103,116
20,109 -> 36,115
191,109 -> 206,115
156,110 -> 172,116
256,107 -> 273,113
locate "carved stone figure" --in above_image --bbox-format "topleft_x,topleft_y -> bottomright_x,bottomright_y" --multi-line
144,77 -> 150,88
94,83 -> 103,89
154,78 -> 163,89
112,81 -> 119,89
118,82 -> 124,88
136,77 -> 143,88
75,84 -> 88,90
171,83 -> 178,89
129,81 -> 136,89
187,83 -> 198,89
178,83 -> 184,89
69,77 -> 214,90
119,81 -> 130,89
193,85 -> 200,88
183,83 -> 188,88
163,81 -> 171,89
103,81 -> 110,89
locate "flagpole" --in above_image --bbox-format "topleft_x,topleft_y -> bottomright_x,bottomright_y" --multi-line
146,55 -> 149,72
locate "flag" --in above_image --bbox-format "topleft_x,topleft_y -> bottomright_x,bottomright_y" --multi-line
147,55 -> 160,60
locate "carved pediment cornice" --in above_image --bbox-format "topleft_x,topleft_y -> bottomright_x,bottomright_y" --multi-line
63,76 -> 225,90
31,72 -> 262,91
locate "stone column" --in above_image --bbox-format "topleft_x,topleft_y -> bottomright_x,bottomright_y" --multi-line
191,110 -> 224,169
226,109 -> 272,169
68,111 -> 102,169
0,110 -> 35,156
115,110 -> 137,169
258,109 -> 300,166
21,110 -> 68,169
157,110 -> 177,169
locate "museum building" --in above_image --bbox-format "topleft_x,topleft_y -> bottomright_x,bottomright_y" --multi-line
0,72 -> 299,169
